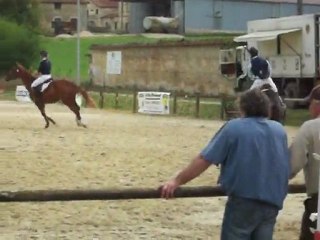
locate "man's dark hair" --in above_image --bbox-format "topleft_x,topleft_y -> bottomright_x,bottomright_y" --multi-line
239,88 -> 271,118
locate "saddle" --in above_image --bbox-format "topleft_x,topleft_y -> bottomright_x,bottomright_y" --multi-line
35,78 -> 53,93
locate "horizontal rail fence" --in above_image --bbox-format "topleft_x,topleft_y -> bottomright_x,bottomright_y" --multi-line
0,184 -> 305,202
87,86 -> 239,120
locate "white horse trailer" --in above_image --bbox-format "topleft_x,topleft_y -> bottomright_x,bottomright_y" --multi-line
220,13 -> 320,107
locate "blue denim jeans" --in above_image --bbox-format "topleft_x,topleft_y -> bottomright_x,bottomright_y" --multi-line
221,196 -> 279,240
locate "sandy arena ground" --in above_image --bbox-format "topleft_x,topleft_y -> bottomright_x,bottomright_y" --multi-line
0,100 -> 306,240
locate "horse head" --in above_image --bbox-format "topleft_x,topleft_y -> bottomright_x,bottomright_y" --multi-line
5,63 -> 24,81
5,63 -> 33,82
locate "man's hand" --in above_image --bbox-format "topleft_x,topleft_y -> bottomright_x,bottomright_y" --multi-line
160,155 -> 211,199
160,179 -> 180,199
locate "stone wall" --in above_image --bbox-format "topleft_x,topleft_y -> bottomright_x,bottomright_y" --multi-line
89,41 -> 234,96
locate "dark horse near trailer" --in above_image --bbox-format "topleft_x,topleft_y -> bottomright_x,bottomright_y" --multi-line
5,63 -> 96,128
259,83 -> 286,124
225,84 -> 286,123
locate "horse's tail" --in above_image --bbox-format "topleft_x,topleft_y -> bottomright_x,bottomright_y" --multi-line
79,88 -> 96,108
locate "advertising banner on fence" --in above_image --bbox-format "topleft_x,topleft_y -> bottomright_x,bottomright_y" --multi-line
15,85 -> 32,103
138,92 -> 170,115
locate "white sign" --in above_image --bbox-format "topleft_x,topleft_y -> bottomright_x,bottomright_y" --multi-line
138,92 -> 170,115
15,85 -> 32,103
106,51 -> 122,74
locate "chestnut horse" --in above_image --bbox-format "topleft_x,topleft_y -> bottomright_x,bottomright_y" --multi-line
5,63 -> 96,128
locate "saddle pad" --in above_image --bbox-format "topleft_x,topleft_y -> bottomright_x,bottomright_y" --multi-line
40,81 -> 52,92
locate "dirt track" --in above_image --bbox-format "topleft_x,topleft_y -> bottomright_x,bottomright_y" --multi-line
0,101 -> 305,240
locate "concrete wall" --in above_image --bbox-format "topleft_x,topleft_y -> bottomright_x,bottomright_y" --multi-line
128,3 -> 153,33
89,42 -> 234,96
172,0 -> 185,34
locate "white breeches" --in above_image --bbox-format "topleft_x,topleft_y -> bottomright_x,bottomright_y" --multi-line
31,75 -> 52,88
250,77 -> 278,93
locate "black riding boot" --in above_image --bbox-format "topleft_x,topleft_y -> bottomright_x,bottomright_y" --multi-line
32,86 -> 41,100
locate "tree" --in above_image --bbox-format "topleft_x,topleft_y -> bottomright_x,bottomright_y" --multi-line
0,0 -> 40,30
0,19 -> 40,75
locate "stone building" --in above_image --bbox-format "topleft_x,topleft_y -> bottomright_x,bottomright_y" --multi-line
40,0 -> 89,35
87,0 -> 129,32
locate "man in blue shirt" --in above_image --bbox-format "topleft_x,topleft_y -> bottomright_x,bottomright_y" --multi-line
160,88 -> 290,240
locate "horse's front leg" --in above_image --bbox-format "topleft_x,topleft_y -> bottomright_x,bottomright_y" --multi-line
41,110 -> 50,128
36,102 -> 50,128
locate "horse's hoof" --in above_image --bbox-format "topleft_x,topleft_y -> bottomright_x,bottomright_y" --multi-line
76,119 -> 87,128
78,123 -> 87,128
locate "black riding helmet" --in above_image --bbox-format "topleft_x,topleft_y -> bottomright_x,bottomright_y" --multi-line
248,47 -> 258,58
40,50 -> 48,57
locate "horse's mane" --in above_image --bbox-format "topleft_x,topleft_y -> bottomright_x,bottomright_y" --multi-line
16,62 -> 36,79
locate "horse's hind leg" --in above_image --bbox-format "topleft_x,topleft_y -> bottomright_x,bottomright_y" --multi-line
64,99 -> 87,128
47,116 -> 56,125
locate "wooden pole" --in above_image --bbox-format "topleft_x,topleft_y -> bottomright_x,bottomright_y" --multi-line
115,92 -> 119,109
0,184 -> 306,202
132,90 -> 137,113
195,93 -> 200,118
173,92 -> 177,114
220,96 -> 225,120
99,91 -> 104,109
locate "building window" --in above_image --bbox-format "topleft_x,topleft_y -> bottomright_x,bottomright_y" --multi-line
96,9 -> 99,15
54,3 -> 62,10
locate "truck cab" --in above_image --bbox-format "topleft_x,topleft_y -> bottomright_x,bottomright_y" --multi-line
219,46 -> 252,91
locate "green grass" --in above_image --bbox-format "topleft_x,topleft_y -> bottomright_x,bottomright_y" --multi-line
37,35 -> 160,81
34,34 -> 235,83
4,33 -> 308,126
90,91 -> 134,112
285,108 -> 310,126
0,90 -> 309,126
0,90 -> 15,101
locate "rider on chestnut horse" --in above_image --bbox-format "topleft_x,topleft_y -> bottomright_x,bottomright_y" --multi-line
6,63 -> 96,128
31,50 -> 52,98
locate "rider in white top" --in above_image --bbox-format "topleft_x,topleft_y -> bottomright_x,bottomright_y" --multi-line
31,50 -> 52,93
247,47 -> 278,93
